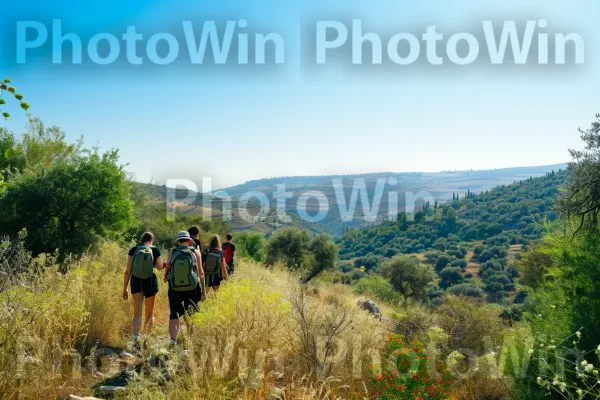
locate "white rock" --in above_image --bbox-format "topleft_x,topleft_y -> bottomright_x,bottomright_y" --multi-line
99,385 -> 126,394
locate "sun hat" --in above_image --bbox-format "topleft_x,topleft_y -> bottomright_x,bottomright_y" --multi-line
173,231 -> 193,244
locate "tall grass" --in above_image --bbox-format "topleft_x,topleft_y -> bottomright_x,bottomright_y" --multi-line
0,242 -> 132,399
0,243 -> 388,399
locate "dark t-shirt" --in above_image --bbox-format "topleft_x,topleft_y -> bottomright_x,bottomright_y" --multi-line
193,238 -> 202,252
128,245 -> 161,265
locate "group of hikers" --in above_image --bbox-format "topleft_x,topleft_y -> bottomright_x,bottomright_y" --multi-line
122,226 -> 237,347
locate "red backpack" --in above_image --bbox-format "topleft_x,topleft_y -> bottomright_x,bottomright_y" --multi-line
222,243 -> 233,264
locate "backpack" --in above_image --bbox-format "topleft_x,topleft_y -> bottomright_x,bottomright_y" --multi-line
222,243 -> 233,264
169,246 -> 199,292
132,245 -> 155,279
204,248 -> 223,277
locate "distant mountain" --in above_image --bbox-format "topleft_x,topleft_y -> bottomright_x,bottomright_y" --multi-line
140,163 -> 568,236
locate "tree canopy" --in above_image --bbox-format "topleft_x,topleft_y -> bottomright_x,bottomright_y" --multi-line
0,150 -> 133,258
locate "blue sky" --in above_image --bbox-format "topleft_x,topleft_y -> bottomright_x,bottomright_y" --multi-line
0,0 -> 598,189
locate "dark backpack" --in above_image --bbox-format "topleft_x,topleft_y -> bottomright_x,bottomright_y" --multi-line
132,245 -> 154,279
169,246 -> 199,292
204,248 -> 222,277
222,243 -> 234,264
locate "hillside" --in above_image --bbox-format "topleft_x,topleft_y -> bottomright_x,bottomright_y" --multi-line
150,164 -> 567,236
336,169 -> 568,303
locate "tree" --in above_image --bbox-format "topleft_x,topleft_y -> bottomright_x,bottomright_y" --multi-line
266,229 -> 338,282
439,266 -> 464,289
303,234 -> 338,283
435,254 -> 454,272
556,114 -> 600,235
20,119 -> 82,170
446,283 -> 484,298
381,255 -> 435,303
266,228 -> 311,270
0,149 -> 133,259
414,210 -> 426,223
236,231 -> 267,263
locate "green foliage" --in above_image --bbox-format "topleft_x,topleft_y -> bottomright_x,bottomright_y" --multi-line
520,232 -> 600,351
381,255 -> 435,302
373,334 -> 451,400
556,113 -> 600,236
337,171 -> 565,262
21,119 -> 83,169
446,283 -> 484,298
439,266 -> 464,289
266,228 -> 312,270
527,330 -> 600,400
0,78 -> 32,122
0,150 -> 134,259
353,275 -> 402,303
266,228 -> 338,282
235,231 -> 267,262
303,233 -> 338,283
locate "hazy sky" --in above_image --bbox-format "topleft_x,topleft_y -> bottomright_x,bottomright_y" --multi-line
0,0 -> 598,189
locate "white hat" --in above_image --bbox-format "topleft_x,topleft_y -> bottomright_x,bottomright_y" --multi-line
173,231 -> 192,244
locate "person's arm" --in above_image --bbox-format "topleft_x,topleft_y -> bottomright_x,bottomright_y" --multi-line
195,250 -> 206,300
163,250 -> 173,282
123,255 -> 133,300
221,257 -> 229,280
155,248 -> 165,271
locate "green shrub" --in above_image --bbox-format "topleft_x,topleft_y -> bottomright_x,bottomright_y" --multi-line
372,334 -> 451,400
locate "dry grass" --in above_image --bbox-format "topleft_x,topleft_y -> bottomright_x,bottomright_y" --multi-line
1,242 -> 516,400
0,244 -> 387,399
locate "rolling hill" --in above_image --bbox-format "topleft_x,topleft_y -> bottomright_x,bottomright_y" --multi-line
150,163 -> 567,235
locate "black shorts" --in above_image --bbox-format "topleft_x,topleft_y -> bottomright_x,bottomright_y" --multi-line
168,286 -> 202,320
130,274 -> 158,298
206,274 -> 223,287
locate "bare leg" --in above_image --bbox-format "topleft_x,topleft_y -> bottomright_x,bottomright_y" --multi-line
144,295 -> 156,333
132,293 -> 144,336
169,318 -> 180,341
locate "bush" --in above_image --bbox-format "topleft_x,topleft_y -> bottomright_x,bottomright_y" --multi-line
372,334 -> 451,400
435,255 -> 456,272
0,150 -> 133,259
436,296 -> 503,355
354,275 -> 402,304
235,231 -> 267,262
439,267 -> 464,289
450,259 -> 467,270
381,255 -> 435,303
446,283 -> 484,298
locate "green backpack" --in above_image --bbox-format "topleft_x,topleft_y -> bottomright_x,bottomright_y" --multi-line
169,246 -> 199,292
132,245 -> 155,279
203,248 -> 223,278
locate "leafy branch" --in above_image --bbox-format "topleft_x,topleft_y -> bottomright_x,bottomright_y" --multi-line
0,78 -> 32,121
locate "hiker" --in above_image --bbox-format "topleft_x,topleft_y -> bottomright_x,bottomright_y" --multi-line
203,235 -> 229,291
188,225 -> 202,252
123,232 -> 164,346
164,231 -> 206,345
221,233 -> 236,275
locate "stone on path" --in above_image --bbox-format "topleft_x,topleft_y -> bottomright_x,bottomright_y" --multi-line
99,385 -> 126,394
